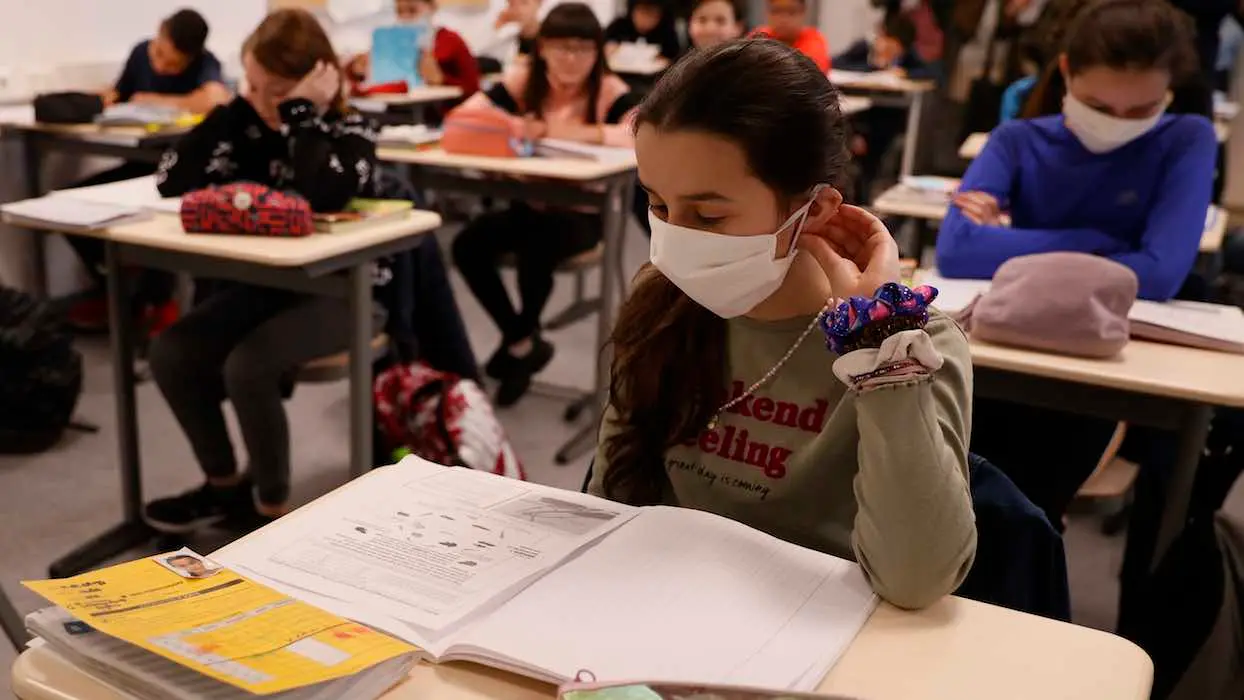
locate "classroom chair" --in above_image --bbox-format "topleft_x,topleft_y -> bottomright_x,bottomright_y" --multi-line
579,454 -> 1072,621
295,334 -> 391,384
541,242 -> 606,331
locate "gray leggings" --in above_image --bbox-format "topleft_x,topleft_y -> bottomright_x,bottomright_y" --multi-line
149,284 -> 382,504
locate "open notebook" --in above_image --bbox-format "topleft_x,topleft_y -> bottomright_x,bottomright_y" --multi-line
217,458 -> 877,691
922,271 -> 1244,353
0,197 -> 149,231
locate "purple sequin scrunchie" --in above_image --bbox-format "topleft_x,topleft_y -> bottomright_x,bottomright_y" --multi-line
818,282 -> 939,355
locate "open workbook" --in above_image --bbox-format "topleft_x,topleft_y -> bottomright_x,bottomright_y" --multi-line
216,457 -> 878,691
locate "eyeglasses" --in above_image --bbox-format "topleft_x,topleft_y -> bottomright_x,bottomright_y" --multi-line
544,42 -> 598,57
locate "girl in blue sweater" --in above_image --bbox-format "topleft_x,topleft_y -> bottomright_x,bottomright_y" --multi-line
937,0 -> 1217,302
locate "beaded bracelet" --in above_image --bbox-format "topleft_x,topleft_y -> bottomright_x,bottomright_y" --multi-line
818,282 -> 939,355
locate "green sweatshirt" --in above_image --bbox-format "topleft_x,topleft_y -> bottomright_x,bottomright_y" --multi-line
590,310 -> 977,610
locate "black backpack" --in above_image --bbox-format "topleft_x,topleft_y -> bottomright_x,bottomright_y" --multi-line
32,92 -> 104,125
0,286 -> 83,453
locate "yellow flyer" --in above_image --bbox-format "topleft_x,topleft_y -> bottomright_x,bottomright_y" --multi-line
24,548 -> 418,695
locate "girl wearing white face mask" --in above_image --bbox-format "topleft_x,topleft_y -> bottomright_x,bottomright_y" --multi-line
937,0 -> 1216,303
591,41 -> 977,611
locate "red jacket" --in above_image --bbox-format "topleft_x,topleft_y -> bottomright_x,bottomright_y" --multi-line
431,27 -> 481,99
750,26 -> 831,72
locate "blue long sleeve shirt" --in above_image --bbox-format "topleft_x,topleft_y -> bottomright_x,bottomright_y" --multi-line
936,114 -> 1218,301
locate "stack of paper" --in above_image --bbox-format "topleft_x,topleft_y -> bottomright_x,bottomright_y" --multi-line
829,69 -> 905,88
51,175 -> 181,214
215,457 -> 877,691
378,124 -> 443,147
0,196 -> 147,231
23,550 -> 418,700
535,138 -> 635,164
1130,299 -> 1244,353
96,103 -> 182,127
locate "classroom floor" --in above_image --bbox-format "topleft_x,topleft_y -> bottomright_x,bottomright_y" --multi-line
0,224 -> 1127,697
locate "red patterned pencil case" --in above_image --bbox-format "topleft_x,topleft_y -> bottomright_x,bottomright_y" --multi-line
180,182 -> 314,237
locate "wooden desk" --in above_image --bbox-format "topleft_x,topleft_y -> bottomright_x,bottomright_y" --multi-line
379,146 -> 636,464
959,123 -> 1231,160
828,69 -> 936,179
351,86 -> 465,126
967,334 -> 1244,572
0,207 -> 441,579
10,596 -> 1152,700
0,116 -> 190,296
872,180 -> 1226,253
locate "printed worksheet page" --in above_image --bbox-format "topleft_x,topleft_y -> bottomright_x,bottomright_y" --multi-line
216,458 -> 639,640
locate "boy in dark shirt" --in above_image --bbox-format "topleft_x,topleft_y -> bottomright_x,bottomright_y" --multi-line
69,10 -> 231,333
103,9 -> 230,115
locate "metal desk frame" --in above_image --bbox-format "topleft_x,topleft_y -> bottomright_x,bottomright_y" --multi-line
41,229 -> 431,578
404,164 -> 635,464
975,366 -> 1214,572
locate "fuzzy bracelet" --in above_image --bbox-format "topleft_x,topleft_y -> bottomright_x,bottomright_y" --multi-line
818,282 -> 939,355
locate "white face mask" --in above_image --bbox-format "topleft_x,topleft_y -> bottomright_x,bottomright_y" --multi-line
649,189 -> 822,318
1062,92 -> 1165,154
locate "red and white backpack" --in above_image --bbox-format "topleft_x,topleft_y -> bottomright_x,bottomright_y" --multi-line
374,362 -> 525,480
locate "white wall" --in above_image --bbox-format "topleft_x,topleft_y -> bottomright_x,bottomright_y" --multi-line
0,0 -> 266,96
818,0 -> 878,55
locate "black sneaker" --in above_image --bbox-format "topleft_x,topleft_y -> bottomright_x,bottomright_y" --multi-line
144,480 -> 250,534
495,337 -> 554,407
484,344 -> 518,380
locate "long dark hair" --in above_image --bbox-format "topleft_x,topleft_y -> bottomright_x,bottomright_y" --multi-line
1021,0 -> 1198,119
523,3 -> 607,123
602,39 -> 850,505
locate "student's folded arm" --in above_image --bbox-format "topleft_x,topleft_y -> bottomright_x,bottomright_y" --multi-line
831,41 -> 872,72
849,316 -> 977,610
154,102 -> 238,196
936,127 -> 1122,279
179,82 -> 232,114
280,100 -> 379,212
1103,117 -> 1217,301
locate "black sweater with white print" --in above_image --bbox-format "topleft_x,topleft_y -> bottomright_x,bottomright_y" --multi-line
157,96 -> 419,355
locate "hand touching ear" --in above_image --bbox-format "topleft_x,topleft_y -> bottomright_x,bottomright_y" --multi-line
797,204 -> 900,300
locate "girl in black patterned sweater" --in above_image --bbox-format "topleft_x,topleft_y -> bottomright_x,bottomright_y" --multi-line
146,9 -> 477,534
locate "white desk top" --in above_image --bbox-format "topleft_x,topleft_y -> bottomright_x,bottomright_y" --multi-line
351,85 -> 465,110
969,335 -> 1244,406
960,123 -> 1230,160
10,595 -> 1151,700
0,117 -> 187,147
829,69 -> 935,94
840,95 -> 873,116
1,210 -> 443,268
379,145 -> 637,181
872,180 -> 1225,253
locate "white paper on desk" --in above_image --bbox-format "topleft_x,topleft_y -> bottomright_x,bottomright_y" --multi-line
918,272 -> 990,314
215,457 -> 638,639
1,197 -> 145,228
534,138 -> 634,163
378,124 -> 443,146
52,175 -> 180,214
830,68 -> 903,88
448,506 -> 877,690
1129,300 -> 1244,353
